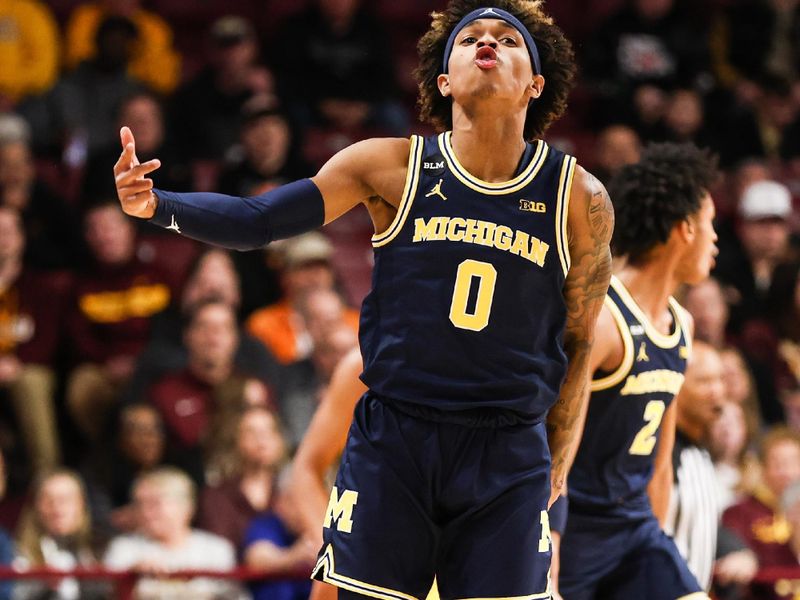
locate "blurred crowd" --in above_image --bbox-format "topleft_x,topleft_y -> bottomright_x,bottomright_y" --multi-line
0,0 -> 799,598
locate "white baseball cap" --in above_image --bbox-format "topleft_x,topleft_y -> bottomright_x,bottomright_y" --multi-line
739,180 -> 792,221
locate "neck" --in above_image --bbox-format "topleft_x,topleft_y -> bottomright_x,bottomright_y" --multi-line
616,259 -> 681,329
189,360 -> 231,385
0,258 -> 22,292
241,462 -> 273,479
449,106 -> 527,182
676,412 -> 704,443
158,527 -> 190,549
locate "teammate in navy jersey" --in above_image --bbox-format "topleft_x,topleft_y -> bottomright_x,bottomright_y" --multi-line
558,143 -> 720,600
114,1 -> 613,598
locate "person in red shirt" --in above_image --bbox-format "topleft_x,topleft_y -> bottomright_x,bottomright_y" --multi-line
147,299 -> 271,484
66,201 -> 174,442
723,427 -> 800,571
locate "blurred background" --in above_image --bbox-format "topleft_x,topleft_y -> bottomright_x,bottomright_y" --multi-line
0,0 -> 799,598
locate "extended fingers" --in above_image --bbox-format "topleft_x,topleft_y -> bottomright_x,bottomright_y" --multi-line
115,159 -> 161,184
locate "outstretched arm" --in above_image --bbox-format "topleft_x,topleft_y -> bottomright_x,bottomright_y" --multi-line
546,167 -> 613,507
114,127 -> 409,250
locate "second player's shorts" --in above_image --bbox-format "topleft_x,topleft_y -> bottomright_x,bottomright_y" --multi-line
312,392 -> 553,600
559,510 -> 708,600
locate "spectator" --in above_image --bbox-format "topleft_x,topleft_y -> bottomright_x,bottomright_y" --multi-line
767,261 -> 800,395
217,102 -> 311,197
784,385 -> 800,434
83,403 -> 173,539
273,0 -> 408,134
683,277 -> 730,349
64,0 -> 181,94
171,15 -> 275,161
710,0 -> 800,94
246,232 -> 359,365
0,0 -> 59,108
0,451 -> 14,600
14,470 -> 107,599
146,299 -> 271,484
0,118 -> 84,270
123,248 -> 283,406
591,124 -> 641,185
666,341 -> 726,590
198,406 -> 286,550
723,427 -> 800,570
242,470 -> 316,600
786,480 -> 800,566
709,401 -> 755,511
82,91 -> 191,204
657,88 -> 716,149
66,202 -> 173,442
716,75 -> 800,167
582,0 -> 710,131
0,208 -> 66,476
719,347 -> 763,443
281,290 -> 359,448
104,467 -> 244,599
30,14 -> 143,161
715,180 -> 796,331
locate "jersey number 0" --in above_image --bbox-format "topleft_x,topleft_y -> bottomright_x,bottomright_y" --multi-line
449,259 -> 497,331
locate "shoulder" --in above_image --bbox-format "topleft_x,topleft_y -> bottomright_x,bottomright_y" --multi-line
567,166 -> 614,244
339,137 -> 412,167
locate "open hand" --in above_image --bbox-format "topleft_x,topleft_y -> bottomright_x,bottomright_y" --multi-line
114,126 -> 161,219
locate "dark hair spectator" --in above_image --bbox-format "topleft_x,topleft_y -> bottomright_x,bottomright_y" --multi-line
64,0 -> 181,95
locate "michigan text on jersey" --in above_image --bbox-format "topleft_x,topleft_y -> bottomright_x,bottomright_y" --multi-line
412,217 -> 550,267
619,369 -> 685,396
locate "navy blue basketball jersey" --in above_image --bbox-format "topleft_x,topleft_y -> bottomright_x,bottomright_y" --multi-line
359,132 -> 575,421
568,275 -> 692,518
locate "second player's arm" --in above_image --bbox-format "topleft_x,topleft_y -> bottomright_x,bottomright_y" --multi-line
647,400 -> 676,527
289,349 -> 367,548
546,167 -> 614,506
114,127 -> 409,248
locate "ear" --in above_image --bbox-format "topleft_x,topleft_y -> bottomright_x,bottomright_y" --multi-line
675,218 -> 695,244
437,73 -> 451,98
528,74 -> 545,101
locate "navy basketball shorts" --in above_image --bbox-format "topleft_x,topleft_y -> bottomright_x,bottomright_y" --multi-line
312,393 -> 554,600
558,510 -> 708,600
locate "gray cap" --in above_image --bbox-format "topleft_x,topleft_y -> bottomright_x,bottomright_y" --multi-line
210,15 -> 254,44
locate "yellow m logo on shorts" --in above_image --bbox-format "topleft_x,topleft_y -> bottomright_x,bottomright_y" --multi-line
323,487 -> 359,533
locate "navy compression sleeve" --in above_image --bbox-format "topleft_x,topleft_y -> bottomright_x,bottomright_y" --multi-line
149,178 -> 325,251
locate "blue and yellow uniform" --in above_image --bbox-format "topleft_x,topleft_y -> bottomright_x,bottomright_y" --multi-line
559,276 -> 707,600
312,132 -> 575,599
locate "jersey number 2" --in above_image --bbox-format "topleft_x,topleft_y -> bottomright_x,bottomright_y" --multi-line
449,259 -> 497,331
628,400 -> 666,456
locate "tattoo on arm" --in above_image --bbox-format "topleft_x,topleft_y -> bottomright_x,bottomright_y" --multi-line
547,173 -> 614,494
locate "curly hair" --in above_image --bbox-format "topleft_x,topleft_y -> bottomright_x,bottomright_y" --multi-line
609,143 -> 719,264
415,0 -> 575,140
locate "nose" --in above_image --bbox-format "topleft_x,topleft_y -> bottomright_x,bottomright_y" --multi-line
476,34 -> 498,49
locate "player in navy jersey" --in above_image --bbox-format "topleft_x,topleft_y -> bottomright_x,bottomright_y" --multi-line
558,143 -> 720,600
114,1 -> 614,598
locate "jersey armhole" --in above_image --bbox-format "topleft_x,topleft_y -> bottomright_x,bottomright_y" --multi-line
669,298 -> 693,360
591,296 -> 635,392
371,135 -> 423,248
555,155 -> 576,278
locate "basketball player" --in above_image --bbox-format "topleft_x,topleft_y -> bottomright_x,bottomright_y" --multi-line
115,1 -> 614,597
558,143 -> 719,600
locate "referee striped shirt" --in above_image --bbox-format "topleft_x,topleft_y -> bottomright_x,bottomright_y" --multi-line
665,429 -> 720,590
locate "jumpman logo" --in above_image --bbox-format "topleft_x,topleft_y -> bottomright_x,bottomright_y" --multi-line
425,179 -> 447,201
167,214 -> 181,233
480,8 -> 499,16
636,342 -> 649,362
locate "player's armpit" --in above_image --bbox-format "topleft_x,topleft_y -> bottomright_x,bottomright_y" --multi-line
546,167 -> 614,503
313,137 -> 413,224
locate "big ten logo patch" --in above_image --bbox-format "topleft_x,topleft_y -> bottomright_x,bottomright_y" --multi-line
422,154 -> 446,177
519,200 -> 546,213
323,486 -> 359,533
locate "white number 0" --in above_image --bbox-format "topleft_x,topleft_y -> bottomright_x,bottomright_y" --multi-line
449,259 -> 497,331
